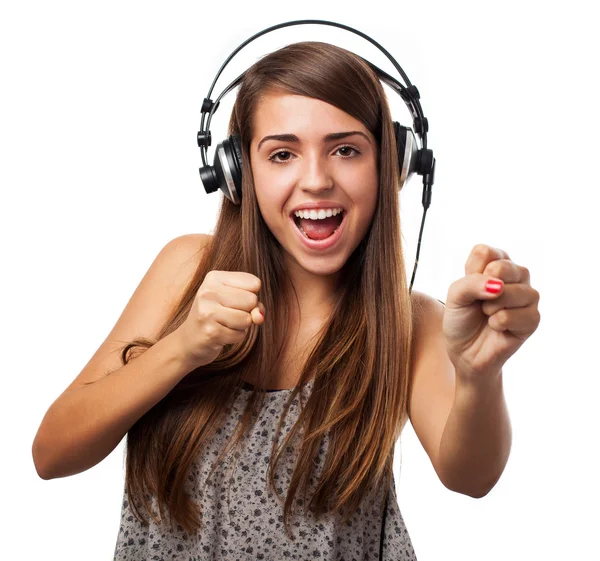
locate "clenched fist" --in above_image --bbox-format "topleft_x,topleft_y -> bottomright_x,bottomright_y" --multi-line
173,270 -> 265,370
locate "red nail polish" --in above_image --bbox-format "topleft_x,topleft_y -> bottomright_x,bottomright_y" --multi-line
259,310 -> 264,318
485,280 -> 503,294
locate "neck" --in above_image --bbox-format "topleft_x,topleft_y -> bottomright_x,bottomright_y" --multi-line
282,261 -> 341,325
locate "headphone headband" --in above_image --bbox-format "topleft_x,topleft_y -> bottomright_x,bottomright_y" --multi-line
206,20 -> 413,102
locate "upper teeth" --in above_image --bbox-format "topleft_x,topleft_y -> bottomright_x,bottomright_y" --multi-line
293,208 -> 344,220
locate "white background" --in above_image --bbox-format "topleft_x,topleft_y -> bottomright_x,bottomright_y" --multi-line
2,1 -> 598,559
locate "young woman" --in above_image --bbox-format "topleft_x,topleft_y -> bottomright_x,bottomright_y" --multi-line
32,41 -> 540,560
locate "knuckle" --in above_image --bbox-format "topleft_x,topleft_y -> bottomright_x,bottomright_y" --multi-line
491,310 -> 503,327
203,322 -> 218,341
250,293 -> 259,309
205,270 -> 221,285
481,301 -> 496,316
202,305 -> 216,320
200,288 -> 218,302
446,281 -> 458,302
473,244 -> 491,257
497,310 -> 510,326
485,262 -> 503,278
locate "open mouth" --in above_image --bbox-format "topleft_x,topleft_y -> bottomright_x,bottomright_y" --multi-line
292,211 -> 346,241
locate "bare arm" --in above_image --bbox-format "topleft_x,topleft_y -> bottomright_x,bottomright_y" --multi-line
408,291 -> 511,498
31,233 -> 210,480
437,370 -> 512,498
32,330 -> 194,480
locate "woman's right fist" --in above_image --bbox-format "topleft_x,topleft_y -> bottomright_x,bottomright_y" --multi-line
174,270 -> 265,369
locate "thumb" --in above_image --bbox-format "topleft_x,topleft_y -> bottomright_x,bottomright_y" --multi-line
251,302 -> 266,325
448,274 -> 504,308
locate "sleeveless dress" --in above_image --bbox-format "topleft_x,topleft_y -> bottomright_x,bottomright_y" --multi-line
113,379 -> 417,560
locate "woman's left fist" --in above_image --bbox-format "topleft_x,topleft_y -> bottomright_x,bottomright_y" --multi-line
442,244 -> 541,380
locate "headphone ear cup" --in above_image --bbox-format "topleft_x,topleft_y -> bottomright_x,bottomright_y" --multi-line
393,121 -> 419,190
198,136 -> 241,205
208,135 -> 242,205
198,135 -> 243,205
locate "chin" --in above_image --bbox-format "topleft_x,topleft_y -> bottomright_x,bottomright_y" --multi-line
292,252 -> 347,276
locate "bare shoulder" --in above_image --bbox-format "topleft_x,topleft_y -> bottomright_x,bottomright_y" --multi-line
170,232 -> 213,254
162,233 -> 212,273
133,233 -> 212,305
63,233 -> 212,391
410,289 -> 445,322
408,289 -> 447,381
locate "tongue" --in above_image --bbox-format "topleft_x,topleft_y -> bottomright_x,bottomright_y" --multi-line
299,215 -> 342,240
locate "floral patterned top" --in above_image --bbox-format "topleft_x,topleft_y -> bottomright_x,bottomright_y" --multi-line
113,379 -> 417,560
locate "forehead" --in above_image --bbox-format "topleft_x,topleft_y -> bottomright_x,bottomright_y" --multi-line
252,91 -> 368,140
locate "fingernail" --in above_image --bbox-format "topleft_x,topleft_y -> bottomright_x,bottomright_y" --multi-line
259,310 -> 264,318
485,279 -> 503,294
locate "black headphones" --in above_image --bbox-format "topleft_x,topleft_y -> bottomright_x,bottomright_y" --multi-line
197,19 -> 437,293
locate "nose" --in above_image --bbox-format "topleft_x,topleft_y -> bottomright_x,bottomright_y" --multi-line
297,152 -> 334,193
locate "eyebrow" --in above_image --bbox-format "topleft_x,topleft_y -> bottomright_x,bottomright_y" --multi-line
256,131 -> 371,151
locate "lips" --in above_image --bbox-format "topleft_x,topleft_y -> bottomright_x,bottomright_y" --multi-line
292,210 -> 345,230
288,210 -> 347,251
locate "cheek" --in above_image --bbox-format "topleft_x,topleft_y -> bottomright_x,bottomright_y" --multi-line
342,163 -> 378,204
358,186 -> 379,219
252,162 -> 295,205
252,178 -> 287,223
258,163 -> 297,187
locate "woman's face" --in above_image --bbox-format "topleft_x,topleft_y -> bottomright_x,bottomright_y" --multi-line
249,91 -> 379,278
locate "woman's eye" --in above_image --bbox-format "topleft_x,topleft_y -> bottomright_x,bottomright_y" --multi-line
268,150 -> 293,163
336,145 -> 359,158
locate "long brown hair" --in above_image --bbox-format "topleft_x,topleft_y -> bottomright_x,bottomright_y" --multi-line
120,41 -> 414,540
